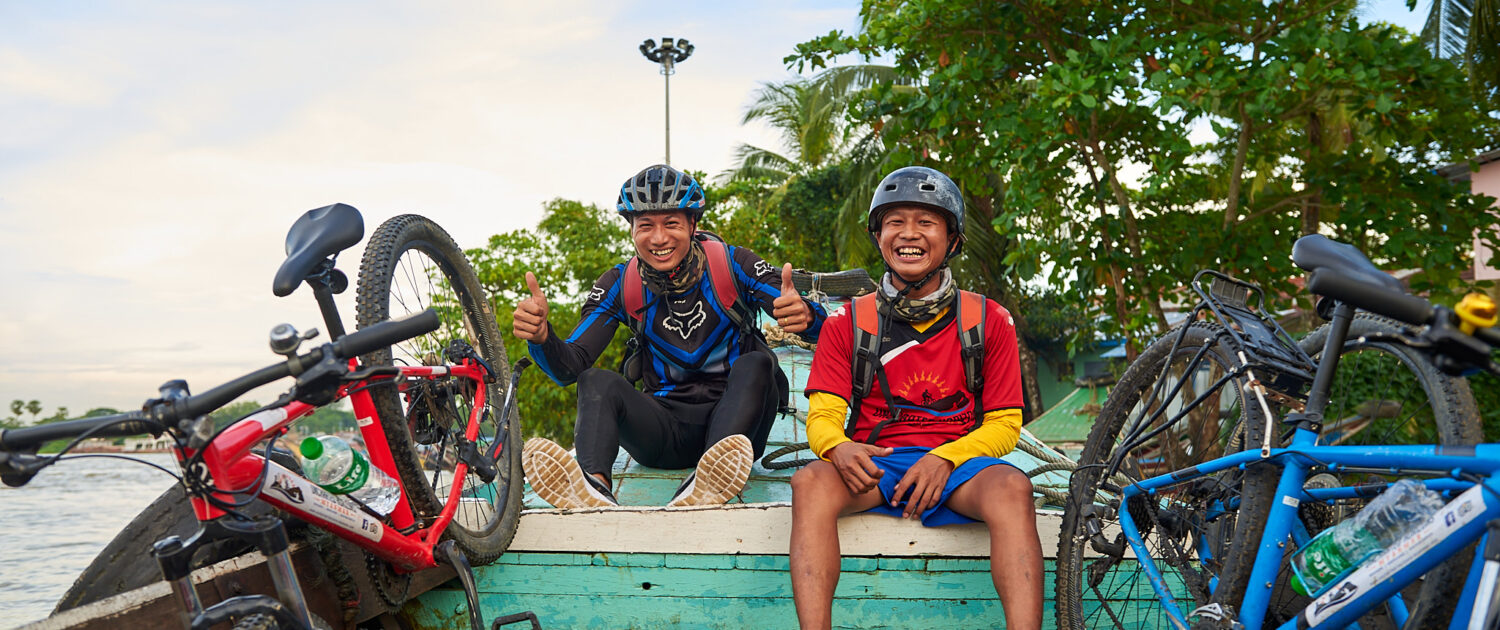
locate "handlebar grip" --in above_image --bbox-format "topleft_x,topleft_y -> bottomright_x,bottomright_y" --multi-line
1478,325 -> 1500,350
1307,270 -> 1434,326
0,413 -> 153,451
332,309 -> 441,359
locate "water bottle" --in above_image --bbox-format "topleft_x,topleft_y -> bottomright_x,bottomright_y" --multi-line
299,435 -> 401,515
1290,478 -> 1444,596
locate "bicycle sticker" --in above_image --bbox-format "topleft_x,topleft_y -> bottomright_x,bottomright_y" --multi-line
248,407 -> 289,432
1303,485 -> 1486,626
261,461 -> 383,543
1282,495 -> 1300,508
357,414 -> 374,427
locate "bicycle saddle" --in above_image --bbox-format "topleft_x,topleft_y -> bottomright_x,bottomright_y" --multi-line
1292,234 -> 1404,294
273,203 -> 364,297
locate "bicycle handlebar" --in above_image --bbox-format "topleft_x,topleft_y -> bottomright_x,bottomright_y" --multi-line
0,309 -> 440,453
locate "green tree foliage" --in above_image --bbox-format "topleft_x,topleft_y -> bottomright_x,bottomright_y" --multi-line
710,163 -> 851,273
469,198 -> 634,446
9,400 -> 23,419
24,399 -> 41,422
791,0 -> 1499,353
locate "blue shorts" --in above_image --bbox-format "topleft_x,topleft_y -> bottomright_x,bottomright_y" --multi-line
862,446 -> 1019,527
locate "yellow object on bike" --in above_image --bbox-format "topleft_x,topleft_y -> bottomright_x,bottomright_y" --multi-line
1456,293 -> 1498,335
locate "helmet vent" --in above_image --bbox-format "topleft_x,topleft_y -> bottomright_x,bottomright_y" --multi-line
884,184 -> 897,191
919,183 -> 937,191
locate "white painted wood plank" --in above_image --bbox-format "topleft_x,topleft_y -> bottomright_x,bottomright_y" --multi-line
507,503 -> 1069,558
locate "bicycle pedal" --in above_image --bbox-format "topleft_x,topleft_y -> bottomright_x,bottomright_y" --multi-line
1189,603 -> 1244,629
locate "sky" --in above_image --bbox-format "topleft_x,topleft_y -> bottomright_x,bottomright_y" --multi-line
0,1 -> 1433,419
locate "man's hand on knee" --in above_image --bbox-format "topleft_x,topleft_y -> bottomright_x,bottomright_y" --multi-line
827,442 -> 893,496
890,454 -> 954,519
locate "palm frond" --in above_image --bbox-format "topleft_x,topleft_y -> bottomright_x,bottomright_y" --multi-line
722,144 -> 797,184
1422,0 -> 1476,59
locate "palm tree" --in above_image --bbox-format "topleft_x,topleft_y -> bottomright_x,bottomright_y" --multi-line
1418,0 -> 1499,105
724,65 -> 911,267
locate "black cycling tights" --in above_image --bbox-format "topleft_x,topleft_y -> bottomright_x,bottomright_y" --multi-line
573,351 -> 777,481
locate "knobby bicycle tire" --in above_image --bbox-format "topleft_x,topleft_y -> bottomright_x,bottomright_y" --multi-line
1056,321 -> 1274,629
1205,314 -> 1481,629
354,214 -> 521,564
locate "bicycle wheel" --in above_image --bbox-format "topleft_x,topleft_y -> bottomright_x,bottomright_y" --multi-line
1210,314 -> 1480,629
354,214 -> 521,564
1056,322 -> 1272,629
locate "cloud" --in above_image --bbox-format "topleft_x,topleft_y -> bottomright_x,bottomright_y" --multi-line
0,0 -> 860,414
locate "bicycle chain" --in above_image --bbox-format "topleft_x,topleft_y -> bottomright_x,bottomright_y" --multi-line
365,550 -> 413,609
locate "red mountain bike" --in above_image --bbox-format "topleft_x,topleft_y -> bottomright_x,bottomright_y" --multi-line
0,204 -> 524,630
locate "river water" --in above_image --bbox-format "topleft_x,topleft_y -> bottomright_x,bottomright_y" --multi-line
0,453 -> 179,628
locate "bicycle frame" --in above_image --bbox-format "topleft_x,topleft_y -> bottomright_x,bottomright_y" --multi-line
191,359 -> 490,573
1116,429 -> 1500,629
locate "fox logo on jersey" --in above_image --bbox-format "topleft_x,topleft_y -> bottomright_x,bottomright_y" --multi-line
663,301 -> 707,339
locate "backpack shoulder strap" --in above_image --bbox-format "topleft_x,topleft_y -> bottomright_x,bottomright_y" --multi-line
846,293 -> 882,438
623,257 -> 645,326
956,290 -> 986,432
699,240 -> 739,315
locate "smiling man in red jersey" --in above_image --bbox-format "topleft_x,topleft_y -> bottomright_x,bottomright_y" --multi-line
789,166 -> 1042,630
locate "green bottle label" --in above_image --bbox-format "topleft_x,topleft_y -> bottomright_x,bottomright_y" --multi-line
1298,533 -> 1353,587
323,450 -> 370,495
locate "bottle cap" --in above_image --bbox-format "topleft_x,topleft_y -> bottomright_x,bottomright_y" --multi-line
300,436 -> 324,459
1289,572 -> 1308,597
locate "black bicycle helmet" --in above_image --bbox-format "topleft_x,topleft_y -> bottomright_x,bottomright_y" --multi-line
867,166 -> 965,237
617,164 -> 706,221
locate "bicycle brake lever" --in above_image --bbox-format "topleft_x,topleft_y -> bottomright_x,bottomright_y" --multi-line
0,451 -> 47,488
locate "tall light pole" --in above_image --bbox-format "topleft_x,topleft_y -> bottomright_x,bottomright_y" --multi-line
639,37 -> 694,165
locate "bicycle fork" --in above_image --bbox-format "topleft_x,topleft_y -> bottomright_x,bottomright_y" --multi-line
153,516 -> 316,630
1471,521 -> 1500,630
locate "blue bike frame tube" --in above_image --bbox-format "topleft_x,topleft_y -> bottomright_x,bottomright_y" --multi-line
1239,428 -> 1317,627
1277,481 -> 1499,630
1122,444 -> 1500,500
1116,485 -> 1192,629
1452,529 -> 1489,630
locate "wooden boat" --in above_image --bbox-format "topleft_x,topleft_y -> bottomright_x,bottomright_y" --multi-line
399,345 -> 1100,629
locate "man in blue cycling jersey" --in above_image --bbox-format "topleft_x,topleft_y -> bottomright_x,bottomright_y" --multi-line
513,164 -> 827,508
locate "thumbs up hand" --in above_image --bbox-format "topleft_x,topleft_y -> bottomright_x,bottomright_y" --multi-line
771,263 -> 812,333
512,271 -> 551,343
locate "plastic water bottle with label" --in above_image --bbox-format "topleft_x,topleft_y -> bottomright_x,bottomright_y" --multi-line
1290,478 -> 1444,596
299,435 -> 401,515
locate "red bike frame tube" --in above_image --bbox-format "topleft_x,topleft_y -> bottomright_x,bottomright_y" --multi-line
182,359 -> 493,571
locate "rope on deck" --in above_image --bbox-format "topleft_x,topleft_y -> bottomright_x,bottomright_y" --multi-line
763,324 -> 816,351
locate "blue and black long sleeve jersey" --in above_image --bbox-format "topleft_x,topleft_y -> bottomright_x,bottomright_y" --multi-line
528,245 -> 827,404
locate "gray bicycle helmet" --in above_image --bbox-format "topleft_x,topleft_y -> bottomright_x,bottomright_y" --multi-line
617,164 -> 706,221
867,166 -> 965,236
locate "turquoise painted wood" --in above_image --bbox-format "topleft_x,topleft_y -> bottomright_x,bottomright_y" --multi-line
404,553 -> 1179,629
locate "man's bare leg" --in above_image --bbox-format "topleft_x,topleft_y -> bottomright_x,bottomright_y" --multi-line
789,461 -> 884,630
946,465 -> 1044,630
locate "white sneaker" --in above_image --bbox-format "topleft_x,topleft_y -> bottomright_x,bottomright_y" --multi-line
666,434 -> 753,507
522,437 -> 617,509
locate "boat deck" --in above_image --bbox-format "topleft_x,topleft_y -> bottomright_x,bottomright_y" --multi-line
401,347 -> 1149,629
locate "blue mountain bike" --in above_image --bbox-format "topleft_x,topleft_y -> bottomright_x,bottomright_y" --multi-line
1056,234 -> 1500,630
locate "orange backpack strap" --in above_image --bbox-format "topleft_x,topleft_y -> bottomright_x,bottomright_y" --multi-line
846,294 -> 883,438
956,290 -> 987,431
